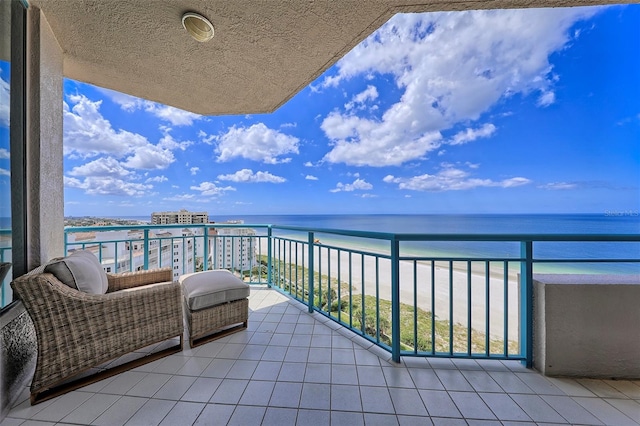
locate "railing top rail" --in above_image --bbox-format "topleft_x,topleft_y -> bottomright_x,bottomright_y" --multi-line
271,225 -> 640,242
64,223 -> 273,233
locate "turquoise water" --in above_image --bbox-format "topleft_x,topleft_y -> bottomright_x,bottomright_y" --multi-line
214,214 -> 640,274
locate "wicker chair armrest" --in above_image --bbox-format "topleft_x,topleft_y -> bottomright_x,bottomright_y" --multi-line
107,267 -> 173,292
11,272 -> 183,394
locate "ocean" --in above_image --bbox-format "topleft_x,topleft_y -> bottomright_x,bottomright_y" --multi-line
2,214 -> 639,273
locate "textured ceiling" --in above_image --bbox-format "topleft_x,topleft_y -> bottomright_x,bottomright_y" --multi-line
30,0 -> 627,116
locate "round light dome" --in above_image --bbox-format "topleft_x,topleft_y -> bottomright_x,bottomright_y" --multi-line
182,12 -> 214,42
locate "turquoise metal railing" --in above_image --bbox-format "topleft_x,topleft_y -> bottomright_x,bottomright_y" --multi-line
267,226 -> 640,366
61,224 -> 640,366
0,229 -> 12,308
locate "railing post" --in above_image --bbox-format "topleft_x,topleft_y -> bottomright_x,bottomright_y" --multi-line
520,240 -> 533,368
64,230 -> 68,256
391,237 -> 401,363
308,232 -> 315,314
267,227 -> 272,288
203,225 -> 209,271
143,229 -> 149,271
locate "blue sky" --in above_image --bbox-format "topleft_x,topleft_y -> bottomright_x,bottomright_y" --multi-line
2,5 -> 639,218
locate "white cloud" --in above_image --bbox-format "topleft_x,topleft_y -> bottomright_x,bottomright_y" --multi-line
163,194 -> 196,201
146,175 -> 168,183
64,95 -> 149,159
384,165 -> 531,191
539,181 -> 578,190
0,148 -> 9,159
198,130 -> 217,145
123,144 -> 175,170
320,8 -> 598,166
214,123 -> 299,164
537,90 -> 556,107
158,130 -> 193,151
280,122 -> 297,128
450,124 -> 497,145
330,178 -> 373,193
304,161 -> 315,167
0,168 -> 9,177
305,175 -> 319,181
321,111 -> 443,166
67,157 -> 133,178
190,167 -> 200,175
217,169 -> 286,183
64,175 -> 152,196
190,181 -> 236,196
345,85 -> 379,110
150,105 -> 201,126
98,87 -> 202,126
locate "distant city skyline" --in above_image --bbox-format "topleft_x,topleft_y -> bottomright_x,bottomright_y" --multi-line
51,6 -> 640,216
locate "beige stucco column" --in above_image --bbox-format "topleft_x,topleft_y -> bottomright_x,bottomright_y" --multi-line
26,6 -> 64,268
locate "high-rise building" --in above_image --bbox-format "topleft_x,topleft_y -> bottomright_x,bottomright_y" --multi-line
151,209 -> 209,225
210,225 -> 257,271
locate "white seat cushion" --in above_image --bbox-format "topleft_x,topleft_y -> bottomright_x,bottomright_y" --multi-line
180,270 -> 250,311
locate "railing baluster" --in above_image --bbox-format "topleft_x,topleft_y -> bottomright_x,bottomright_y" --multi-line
295,241 -> 299,299
485,261 -> 490,356
504,260 -> 509,357
267,227 -> 272,287
390,238 -> 400,363
467,260 -> 472,357
413,260 -> 418,355
361,254 -> 365,335
307,232 -> 314,313
328,247 -> 332,315
521,241 -> 533,367
449,261 -> 453,356
337,248 -> 342,323
431,260 -> 435,355
143,229 -> 149,271
375,256 -> 380,343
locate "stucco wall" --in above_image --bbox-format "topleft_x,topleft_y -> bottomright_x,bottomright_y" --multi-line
27,7 -> 64,269
533,274 -> 640,378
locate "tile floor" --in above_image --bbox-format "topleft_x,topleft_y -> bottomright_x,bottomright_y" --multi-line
2,286 -> 639,425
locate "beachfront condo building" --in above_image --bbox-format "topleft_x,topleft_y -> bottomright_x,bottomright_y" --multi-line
151,209 -> 209,225
210,222 -> 257,272
66,228 -> 203,279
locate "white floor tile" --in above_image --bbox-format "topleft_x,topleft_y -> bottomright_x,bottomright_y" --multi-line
158,401 -> 205,426
124,398 -> 174,426
192,403 -> 235,425
91,395 -> 148,426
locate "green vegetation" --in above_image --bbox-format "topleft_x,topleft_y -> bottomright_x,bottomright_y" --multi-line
269,255 -> 518,355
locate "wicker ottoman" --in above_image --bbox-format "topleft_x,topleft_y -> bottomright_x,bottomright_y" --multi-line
180,270 -> 250,347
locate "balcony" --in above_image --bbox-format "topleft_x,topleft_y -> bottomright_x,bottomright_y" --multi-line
2,286 -> 639,425
2,224 -> 640,425
2,223 -> 639,424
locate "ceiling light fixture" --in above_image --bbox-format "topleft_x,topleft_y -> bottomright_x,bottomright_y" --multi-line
182,12 -> 214,42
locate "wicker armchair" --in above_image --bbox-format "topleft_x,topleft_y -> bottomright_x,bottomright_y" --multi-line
11,262 -> 184,405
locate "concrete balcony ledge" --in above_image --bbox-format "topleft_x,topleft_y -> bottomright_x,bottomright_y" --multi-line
533,273 -> 640,379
